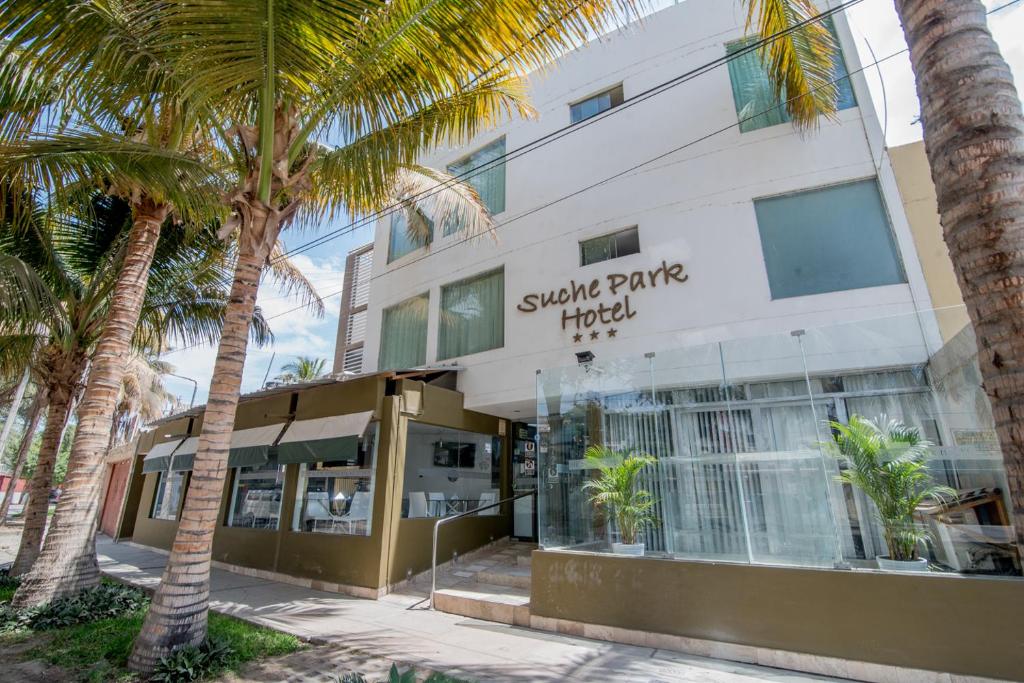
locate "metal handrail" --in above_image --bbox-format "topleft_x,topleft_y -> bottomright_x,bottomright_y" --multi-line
430,491 -> 534,609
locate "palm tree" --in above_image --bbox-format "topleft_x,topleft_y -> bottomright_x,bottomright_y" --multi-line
101,1 -> 641,670
741,0 -> 1024,554
0,190 -> 281,582
275,356 -> 327,385
111,354 -> 177,449
0,386 -> 46,525
822,416 -> 955,562
582,445 -> 658,547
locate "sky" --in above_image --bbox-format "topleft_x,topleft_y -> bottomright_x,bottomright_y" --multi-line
157,0 -> 1024,408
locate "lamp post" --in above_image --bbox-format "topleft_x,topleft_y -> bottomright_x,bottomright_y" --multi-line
166,373 -> 198,409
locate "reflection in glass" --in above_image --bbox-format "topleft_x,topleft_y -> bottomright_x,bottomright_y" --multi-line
537,308 -> 1020,577
226,460 -> 285,529
151,470 -> 185,521
291,423 -> 379,536
401,422 -> 502,519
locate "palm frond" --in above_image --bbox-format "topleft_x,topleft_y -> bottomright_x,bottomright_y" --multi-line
265,241 -> 325,318
743,0 -> 839,129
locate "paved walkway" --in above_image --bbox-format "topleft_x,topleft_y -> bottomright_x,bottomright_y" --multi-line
90,538 -> 842,682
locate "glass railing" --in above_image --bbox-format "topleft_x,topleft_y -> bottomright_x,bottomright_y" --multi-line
536,306 -> 1020,577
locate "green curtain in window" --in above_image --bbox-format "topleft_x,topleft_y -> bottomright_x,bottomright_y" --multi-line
445,138 -> 506,235
726,23 -> 856,133
438,269 -> 504,360
388,212 -> 432,263
379,293 -> 429,370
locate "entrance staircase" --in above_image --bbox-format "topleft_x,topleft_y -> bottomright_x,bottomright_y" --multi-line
429,540 -> 535,626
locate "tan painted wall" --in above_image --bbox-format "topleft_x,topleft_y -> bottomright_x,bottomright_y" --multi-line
122,376 -> 512,592
530,550 -> 1024,681
889,142 -> 970,342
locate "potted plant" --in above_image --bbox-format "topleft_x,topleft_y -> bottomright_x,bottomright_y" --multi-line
823,416 -> 955,572
582,445 -> 658,556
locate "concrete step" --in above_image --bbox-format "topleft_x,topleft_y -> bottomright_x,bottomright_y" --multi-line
475,564 -> 531,589
433,583 -> 531,627
516,552 -> 532,567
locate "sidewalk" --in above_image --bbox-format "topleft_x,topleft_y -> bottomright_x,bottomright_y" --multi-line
94,538 -> 843,682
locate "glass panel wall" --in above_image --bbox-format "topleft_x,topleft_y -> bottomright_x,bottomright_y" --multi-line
401,421 -> 502,518
291,422 -> 379,536
151,470 -> 186,521
226,459 -> 286,529
538,307 -> 1020,577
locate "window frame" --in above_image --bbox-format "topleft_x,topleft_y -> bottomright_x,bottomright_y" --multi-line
445,136 -> 507,228
753,177 -> 907,300
437,266 -> 506,361
569,84 -> 624,124
579,226 -> 641,267
378,292 -> 430,371
387,211 -> 434,264
150,469 -> 186,521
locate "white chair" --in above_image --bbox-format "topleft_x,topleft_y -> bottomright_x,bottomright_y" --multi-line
477,490 -> 498,516
340,491 -> 371,533
304,491 -> 334,531
428,492 -> 446,517
408,492 -> 428,518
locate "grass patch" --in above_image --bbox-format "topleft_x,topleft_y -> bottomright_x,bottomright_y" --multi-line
0,584 -> 16,603
19,605 -> 301,682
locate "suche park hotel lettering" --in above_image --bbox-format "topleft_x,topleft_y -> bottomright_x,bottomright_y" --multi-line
517,261 -> 689,331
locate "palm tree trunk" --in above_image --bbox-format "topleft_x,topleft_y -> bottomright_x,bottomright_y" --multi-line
893,0 -> 1024,550
9,384 -> 75,577
12,201 -> 168,606
0,366 -> 30,458
0,392 -> 47,525
129,236 -> 267,673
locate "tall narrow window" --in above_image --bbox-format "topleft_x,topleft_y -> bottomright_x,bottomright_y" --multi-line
388,211 -> 433,263
226,459 -> 286,529
379,293 -> 429,370
726,21 -> 856,133
150,470 -> 186,521
445,137 -> 506,236
570,84 -> 624,124
580,226 -> 640,266
754,179 -> 906,299
438,268 -> 504,360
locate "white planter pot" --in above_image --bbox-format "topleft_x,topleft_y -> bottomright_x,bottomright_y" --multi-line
876,556 -> 929,572
611,542 -> 645,556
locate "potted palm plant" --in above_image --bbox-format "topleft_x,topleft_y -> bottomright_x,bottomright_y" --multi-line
823,416 -> 955,572
582,445 -> 658,556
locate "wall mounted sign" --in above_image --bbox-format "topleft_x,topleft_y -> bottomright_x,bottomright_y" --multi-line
516,260 -> 688,342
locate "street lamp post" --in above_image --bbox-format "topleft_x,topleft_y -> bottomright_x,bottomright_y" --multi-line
166,373 -> 198,409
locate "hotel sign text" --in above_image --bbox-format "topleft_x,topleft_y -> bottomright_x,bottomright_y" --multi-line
516,260 -> 688,342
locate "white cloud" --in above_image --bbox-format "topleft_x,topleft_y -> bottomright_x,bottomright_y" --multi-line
160,252 -> 345,408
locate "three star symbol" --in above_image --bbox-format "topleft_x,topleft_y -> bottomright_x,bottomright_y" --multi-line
572,328 -> 620,343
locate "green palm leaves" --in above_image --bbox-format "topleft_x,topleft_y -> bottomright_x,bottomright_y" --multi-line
742,0 -> 842,129
582,445 -> 658,546
823,416 -> 956,562
275,356 -> 326,384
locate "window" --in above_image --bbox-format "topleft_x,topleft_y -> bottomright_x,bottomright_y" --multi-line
754,179 -> 906,299
445,137 -> 506,235
226,459 -> 286,529
291,422 -> 379,536
580,226 -> 640,266
570,84 -> 624,124
379,293 -> 429,370
726,22 -> 856,133
388,210 -> 432,263
151,470 -> 185,521
401,422 -> 503,519
438,268 -> 504,359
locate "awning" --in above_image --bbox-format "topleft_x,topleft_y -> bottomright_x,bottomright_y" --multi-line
169,436 -> 199,471
229,424 -> 285,468
277,411 -> 374,465
141,439 -> 186,474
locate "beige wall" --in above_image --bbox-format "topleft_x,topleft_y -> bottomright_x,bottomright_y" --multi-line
531,550 -> 1024,681
890,142 -> 970,342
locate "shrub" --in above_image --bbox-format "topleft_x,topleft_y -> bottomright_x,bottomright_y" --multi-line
0,567 -> 21,591
0,582 -> 147,633
151,638 -> 235,682
337,666 -> 470,683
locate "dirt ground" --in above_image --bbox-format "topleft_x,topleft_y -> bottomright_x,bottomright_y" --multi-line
218,645 -> 415,682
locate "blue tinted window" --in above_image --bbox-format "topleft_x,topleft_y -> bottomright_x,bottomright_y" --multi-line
570,85 -> 623,124
755,179 -> 905,299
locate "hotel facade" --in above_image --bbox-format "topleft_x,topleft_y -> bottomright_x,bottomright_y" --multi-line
116,3 -> 1022,681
